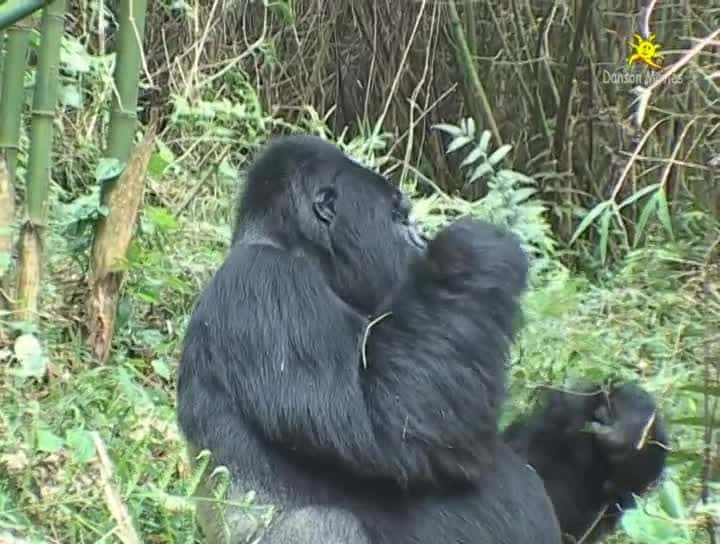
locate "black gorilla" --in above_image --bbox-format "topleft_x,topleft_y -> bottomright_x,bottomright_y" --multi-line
504,382 -> 669,543
176,135 -> 666,543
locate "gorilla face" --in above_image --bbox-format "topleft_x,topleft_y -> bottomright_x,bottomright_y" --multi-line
310,155 -> 427,315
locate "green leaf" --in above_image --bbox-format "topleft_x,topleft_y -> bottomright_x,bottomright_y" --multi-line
570,200 -> 611,245
469,162 -> 494,183
152,359 -> 172,381
36,428 -> 64,453
66,429 -> 96,464
148,138 -> 176,177
599,207 -> 612,264
477,130 -> 491,154
432,123 -> 462,137
510,187 -> 538,204
146,206 -> 178,233
462,117 -> 476,137
679,384 -> 720,397
95,158 -> 126,182
446,136 -> 472,154
487,144 -> 513,166
618,182 -> 661,209
633,192 -> 659,247
0,251 -> 11,274
460,145 -> 486,167
659,480 -> 689,526
148,154 -> 170,177
656,188 -> 674,240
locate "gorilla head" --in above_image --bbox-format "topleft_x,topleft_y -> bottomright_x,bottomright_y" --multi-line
233,135 -> 426,315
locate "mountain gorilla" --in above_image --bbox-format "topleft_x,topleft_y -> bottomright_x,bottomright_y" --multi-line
176,135 -> 667,543
504,382 -> 669,543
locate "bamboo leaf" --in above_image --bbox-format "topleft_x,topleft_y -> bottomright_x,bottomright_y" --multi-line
570,200 -> 611,245
618,182 -> 661,209
633,193 -> 659,247
656,188 -> 674,240
599,207 -> 612,264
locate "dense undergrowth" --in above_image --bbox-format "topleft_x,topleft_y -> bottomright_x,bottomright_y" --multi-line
1,8 -> 719,544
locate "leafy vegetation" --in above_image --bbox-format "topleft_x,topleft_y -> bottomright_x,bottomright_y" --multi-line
0,1 -> 718,543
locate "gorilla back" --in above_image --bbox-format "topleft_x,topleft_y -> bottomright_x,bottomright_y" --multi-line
176,135 -> 561,543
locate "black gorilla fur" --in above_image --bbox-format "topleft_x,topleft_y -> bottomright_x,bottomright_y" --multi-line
504,382 -> 669,543
176,135 -> 667,543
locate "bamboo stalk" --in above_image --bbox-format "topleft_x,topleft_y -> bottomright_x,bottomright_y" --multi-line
0,18 -> 31,185
0,17 -> 32,312
105,0 -> 148,170
15,0 -> 65,322
88,0 -> 148,362
446,0 -> 502,147
0,31 -> 6,94
0,0 -> 49,32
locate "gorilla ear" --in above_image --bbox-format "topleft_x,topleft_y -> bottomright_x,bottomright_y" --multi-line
313,187 -> 337,225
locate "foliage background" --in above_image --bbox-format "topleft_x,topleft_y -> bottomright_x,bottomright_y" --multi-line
0,0 -> 718,543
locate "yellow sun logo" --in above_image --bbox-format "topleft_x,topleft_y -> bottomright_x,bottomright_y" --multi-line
628,33 -> 663,69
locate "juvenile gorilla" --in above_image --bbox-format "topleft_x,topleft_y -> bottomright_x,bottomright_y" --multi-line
504,382 -> 669,543
176,136 -> 667,543
176,135 -> 560,543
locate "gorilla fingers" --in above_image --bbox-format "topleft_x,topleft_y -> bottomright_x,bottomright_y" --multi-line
504,382 -> 669,543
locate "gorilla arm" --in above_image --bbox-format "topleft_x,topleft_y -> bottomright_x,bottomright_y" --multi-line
177,219 -> 528,489
362,218 -> 529,486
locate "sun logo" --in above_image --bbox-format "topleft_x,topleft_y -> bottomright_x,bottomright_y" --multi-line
628,33 -> 663,69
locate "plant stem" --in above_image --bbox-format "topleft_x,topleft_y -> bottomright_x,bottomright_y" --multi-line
0,0 -> 49,32
446,0 -> 502,147
16,0 -> 65,322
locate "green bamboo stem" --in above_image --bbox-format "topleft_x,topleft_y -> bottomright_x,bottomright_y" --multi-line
446,0 -> 502,147
25,0 -> 65,226
0,0 -> 49,32
0,30 -> 6,96
15,0 -> 64,322
104,0 -> 148,178
88,0 -> 148,361
0,19 -> 31,183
